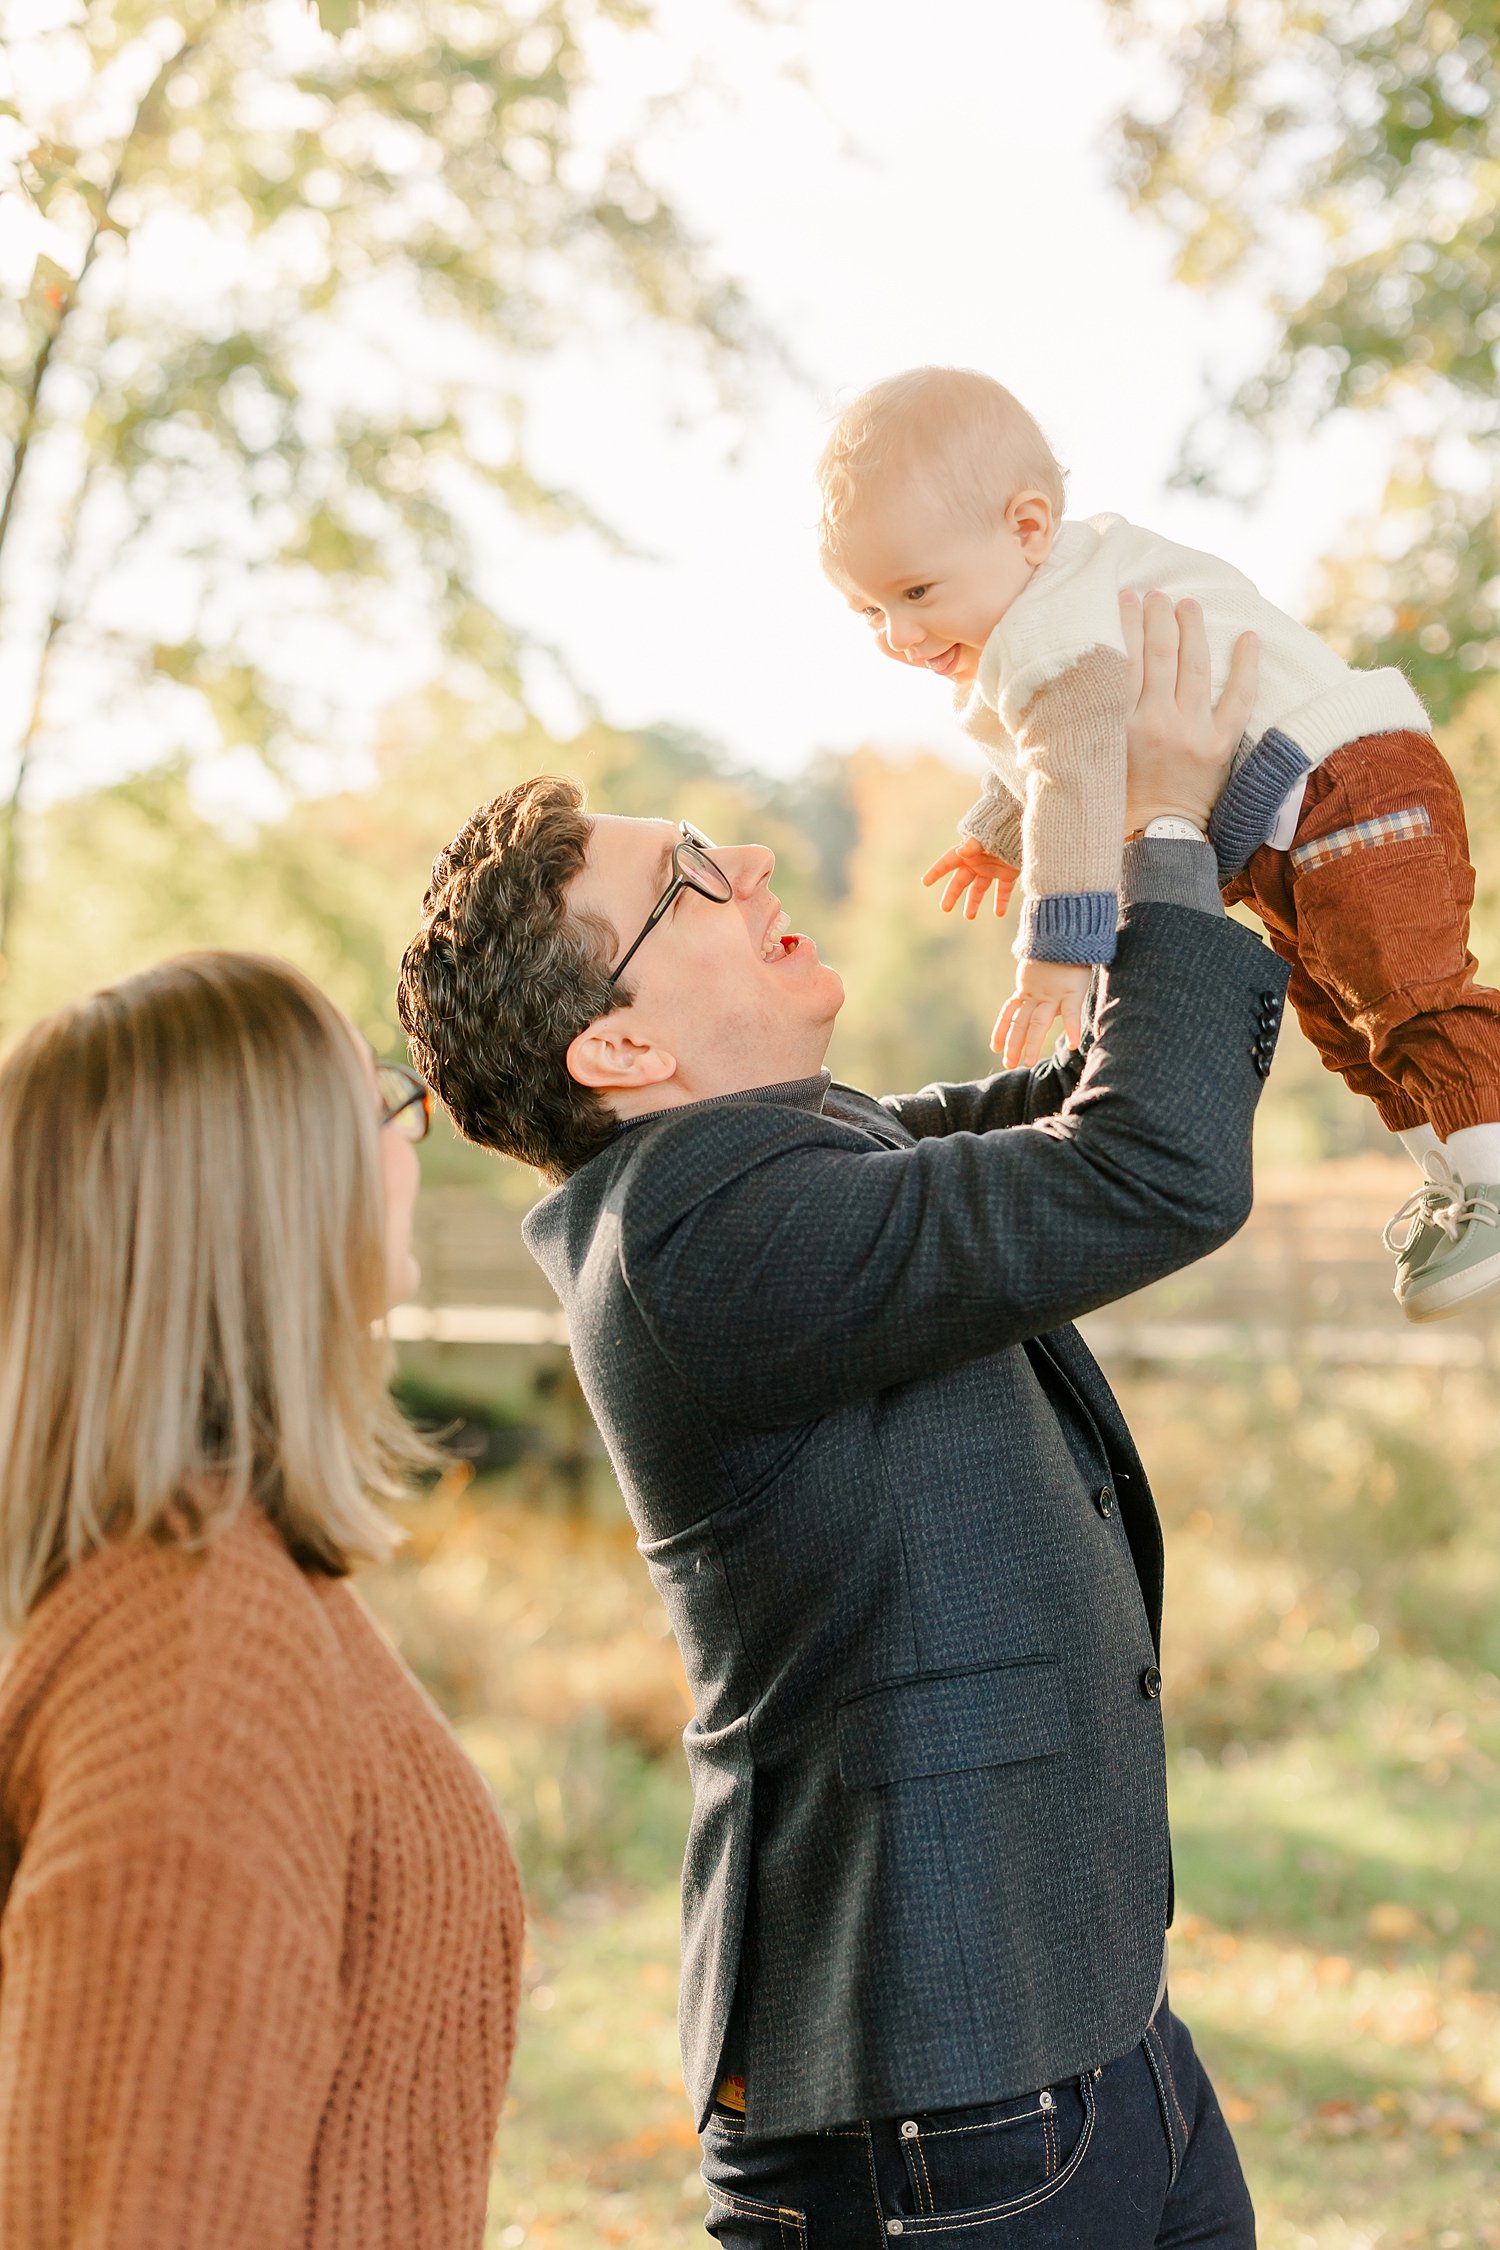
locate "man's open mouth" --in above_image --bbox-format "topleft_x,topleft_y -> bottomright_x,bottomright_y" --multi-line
760,909 -> 805,962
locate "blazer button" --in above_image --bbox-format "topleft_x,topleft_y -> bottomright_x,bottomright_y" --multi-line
1141,1664 -> 1163,1699
1095,1486 -> 1115,1517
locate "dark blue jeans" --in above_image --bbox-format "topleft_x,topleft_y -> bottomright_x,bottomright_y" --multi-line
700,2005 -> 1254,2247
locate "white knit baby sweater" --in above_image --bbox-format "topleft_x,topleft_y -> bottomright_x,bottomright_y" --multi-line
956,512 -> 1430,964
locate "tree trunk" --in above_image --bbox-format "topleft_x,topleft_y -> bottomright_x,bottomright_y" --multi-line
0,36 -> 195,1014
0,36 -> 193,573
0,602 -> 66,1004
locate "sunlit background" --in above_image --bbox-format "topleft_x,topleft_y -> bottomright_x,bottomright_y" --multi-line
4,3 -> 1500,2245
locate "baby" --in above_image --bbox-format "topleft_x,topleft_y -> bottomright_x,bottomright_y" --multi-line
818,365 -> 1500,1323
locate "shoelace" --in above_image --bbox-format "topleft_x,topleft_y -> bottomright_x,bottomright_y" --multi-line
1383,1151 -> 1500,1254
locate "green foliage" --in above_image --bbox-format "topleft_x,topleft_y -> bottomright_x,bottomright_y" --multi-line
5,704 -> 1022,1163
16,675 -> 1500,1172
0,0 -> 764,1000
813,745 -> 1019,1095
1107,1 -> 1500,718
1126,1361 -> 1500,1748
312,0 -> 365,31
367,1432 -> 1500,2246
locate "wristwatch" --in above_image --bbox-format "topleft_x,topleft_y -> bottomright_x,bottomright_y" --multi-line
1125,815 -> 1208,843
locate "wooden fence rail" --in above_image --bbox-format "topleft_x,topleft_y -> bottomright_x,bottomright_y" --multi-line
398,1158 -> 1500,1372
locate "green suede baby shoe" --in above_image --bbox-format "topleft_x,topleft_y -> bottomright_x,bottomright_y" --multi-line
1384,1155 -> 1500,1323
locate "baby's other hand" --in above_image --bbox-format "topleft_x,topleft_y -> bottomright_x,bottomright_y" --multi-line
992,959 -> 1092,1067
922,840 -> 1019,921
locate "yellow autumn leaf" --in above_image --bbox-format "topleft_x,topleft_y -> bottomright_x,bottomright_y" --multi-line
1365,1901 -> 1423,1944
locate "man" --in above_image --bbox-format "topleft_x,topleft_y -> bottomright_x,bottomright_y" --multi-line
398,597 -> 1287,2246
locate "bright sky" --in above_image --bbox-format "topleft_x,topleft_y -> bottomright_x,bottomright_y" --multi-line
0,0 -> 1395,807
489,0 -> 1391,779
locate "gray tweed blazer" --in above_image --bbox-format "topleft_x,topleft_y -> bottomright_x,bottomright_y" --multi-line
524,901 -> 1289,2137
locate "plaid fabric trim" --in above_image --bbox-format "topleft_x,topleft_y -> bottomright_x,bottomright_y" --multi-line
1291,805 -> 1433,874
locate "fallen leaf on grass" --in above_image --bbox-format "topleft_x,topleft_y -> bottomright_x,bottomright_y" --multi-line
1366,1901 -> 1424,1944
1312,2087 -> 1492,2146
1366,1994 -> 1442,2046
1313,2095 -> 1404,2141
598,2119 -> 700,2165
1412,2096 -> 1488,2138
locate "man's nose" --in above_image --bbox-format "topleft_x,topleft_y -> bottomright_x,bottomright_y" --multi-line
719,843 -> 775,896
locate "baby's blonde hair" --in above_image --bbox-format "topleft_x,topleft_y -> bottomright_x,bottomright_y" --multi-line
818,366 -> 1066,569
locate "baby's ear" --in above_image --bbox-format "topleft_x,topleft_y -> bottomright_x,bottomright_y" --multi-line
1006,489 -> 1056,562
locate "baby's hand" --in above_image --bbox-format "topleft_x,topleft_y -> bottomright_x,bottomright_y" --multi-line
992,959 -> 1092,1068
922,840 -> 1019,921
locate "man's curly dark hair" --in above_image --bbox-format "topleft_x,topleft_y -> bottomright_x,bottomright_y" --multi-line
397,777 -> 626,1180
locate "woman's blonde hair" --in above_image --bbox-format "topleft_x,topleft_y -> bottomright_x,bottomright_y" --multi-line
0,951 -> 422,1627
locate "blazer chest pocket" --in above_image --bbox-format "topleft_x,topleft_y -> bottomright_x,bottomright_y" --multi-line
836,1656 -> 1068,1791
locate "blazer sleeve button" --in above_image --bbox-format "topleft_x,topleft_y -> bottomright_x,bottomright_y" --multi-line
1095,1486 -> 1115,1517
1141,1664 -> 1163,1699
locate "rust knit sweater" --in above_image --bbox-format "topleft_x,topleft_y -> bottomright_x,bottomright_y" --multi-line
0,1512 -> 523,2250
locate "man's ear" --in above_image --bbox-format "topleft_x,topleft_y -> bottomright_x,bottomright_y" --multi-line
566,1016 -> 678,1095
1005,489 -> 1056,566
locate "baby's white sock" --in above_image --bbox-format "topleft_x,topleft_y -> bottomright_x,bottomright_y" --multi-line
1395,1124 -> 1443,1172
1441,1122 -> 1500,1184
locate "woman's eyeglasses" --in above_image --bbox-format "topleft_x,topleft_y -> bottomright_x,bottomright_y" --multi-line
377,1060 -> 432,1144
609,821 -> 734,984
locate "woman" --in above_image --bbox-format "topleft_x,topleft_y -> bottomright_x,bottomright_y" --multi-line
0,952 -> 523,2249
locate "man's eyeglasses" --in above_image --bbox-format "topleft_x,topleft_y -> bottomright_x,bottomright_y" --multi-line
609,821 -> 734,984
378,1060 -> 433,1143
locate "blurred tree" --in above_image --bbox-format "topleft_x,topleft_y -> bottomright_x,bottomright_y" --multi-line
0,0 -> 763,1017
0,686 -> 823,1053
8,719 -> 1009,1182
817,746 -> 1016,1099
1106,1 -> 1500,721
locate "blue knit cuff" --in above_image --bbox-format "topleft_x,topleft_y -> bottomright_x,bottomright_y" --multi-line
1209,727 -> 1312,880
1017,891 -> 1119,966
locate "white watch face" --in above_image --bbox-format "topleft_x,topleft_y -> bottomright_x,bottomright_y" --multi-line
1143,817 -> 1205,842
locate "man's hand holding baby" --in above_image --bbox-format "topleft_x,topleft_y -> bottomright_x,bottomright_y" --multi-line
979,594 -> 1256,1065
1120,590 -> 1258,836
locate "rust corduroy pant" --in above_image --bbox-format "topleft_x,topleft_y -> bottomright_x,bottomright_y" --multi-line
1224,729 -> 1500,1137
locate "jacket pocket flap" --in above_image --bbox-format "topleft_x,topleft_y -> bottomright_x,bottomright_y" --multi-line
836,1657 -> 1067,1791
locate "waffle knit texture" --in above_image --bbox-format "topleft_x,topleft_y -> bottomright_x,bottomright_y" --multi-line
1209,727 -> 1313,881
0,1511 -> 523,2250
955,513 -> 1429,958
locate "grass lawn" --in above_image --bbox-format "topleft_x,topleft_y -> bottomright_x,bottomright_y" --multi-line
364,1359 -> 1500,2249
